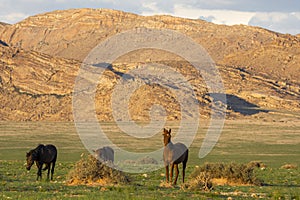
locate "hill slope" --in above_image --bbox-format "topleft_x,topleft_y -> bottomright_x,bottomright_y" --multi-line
0,9 -> 299,121
1,9 -> 300,82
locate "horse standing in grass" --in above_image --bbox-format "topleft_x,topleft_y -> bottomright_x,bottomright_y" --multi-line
162,128 -> 188,185
93,146 -> 114,163
26,144 -> 57,181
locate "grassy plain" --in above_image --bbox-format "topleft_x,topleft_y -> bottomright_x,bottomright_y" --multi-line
0,116 -> 300,199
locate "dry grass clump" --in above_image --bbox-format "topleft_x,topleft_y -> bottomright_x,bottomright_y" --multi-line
185,162 -> 263,191
247,161 -> 267,169
183,171 -> 213,191
280,164 -> 298,169
67,154 -> 130,186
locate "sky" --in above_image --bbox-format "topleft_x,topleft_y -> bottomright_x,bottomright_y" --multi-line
0,0 -> 300,35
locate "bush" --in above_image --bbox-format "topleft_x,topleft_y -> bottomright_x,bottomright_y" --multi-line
183,171 -> 213,191
186,162 -> 263,191
67,154 -> 130,186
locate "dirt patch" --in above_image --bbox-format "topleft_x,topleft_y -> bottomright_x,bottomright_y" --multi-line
212,178 -> 252,186
159,181 -> 174,188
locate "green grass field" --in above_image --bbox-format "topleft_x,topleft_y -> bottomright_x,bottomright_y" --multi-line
0,119 -> 299,199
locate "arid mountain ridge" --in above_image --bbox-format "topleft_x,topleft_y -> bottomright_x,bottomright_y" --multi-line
0,8 -> 299,121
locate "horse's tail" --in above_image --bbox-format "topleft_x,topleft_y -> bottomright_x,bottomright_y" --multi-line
184,148 -> 189,163
53,150 -> 57,163
51,145 -> 58,165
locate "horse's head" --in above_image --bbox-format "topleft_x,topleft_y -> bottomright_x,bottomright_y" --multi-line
162,128 -> 172,146
93,149 -> 101,160
93,147 -> 112,162
26,150 -> 36,170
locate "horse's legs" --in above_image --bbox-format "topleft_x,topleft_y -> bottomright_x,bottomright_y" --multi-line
51,161 -> 56,180
170,163 -> 175,184
182,161 -> 187,183
165,165 -> 169,183
46,163 -> 51,180
36,162 -> 43,181
174,164 -> 179,185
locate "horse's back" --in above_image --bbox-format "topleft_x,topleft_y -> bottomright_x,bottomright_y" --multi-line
45,144 -> 57,154
104,146 -> 114,162
95,146 -> 114,162
173,143 -> 188,164
43,144 -> 57,162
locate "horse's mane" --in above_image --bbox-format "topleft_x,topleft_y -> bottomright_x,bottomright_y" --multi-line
29,144 -> 45,159
36,144 -> 45,151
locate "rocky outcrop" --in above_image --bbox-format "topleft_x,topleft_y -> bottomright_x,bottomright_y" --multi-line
0,44 -> 78,120
0,22 -> 10,28
1,9 -> 300,83
0,9 -> 299,121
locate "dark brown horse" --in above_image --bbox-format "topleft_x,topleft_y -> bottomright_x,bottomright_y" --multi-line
26,144 -> 57,181
163,128 -> 188,185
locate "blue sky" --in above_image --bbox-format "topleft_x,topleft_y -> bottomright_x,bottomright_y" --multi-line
0,0 -> 299,34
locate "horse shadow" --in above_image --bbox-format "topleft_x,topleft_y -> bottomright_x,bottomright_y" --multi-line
210,93 -> 269,115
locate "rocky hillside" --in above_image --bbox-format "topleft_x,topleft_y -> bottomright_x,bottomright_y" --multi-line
0,44 -> 77,120
0,9 -> 300,121
1,9 -> 299,81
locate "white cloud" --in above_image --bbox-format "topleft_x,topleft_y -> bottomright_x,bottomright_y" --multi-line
141,1 -> 177,15
173,4 -> 256,25
249,12 -> 300,34
141,4 -> 256,25
197,0 -> 235,7
142,2 -> 163,13
141,4 -> 300,34
0,12 -> 28,24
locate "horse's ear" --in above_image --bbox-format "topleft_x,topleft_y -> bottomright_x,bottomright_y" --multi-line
92,149 -> 95,153
162,128 -> 166,135
169,129 -> 171,134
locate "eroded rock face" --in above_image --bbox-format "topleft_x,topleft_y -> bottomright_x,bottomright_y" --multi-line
0,9 -> 299,121
1,9 -> 300,84
0,44 -> 77,121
